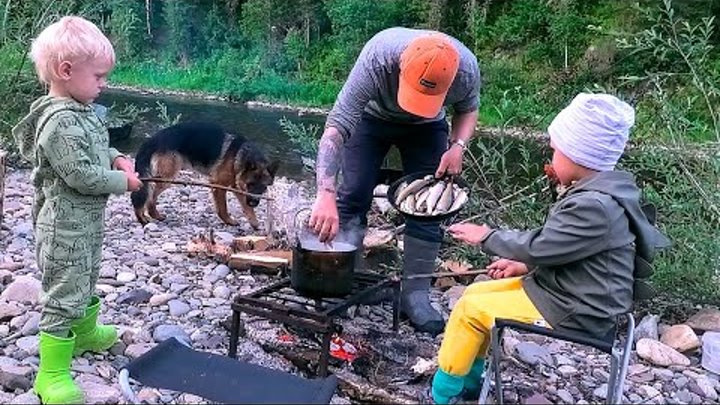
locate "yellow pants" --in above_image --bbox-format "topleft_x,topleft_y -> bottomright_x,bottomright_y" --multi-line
437,277 -> 545,376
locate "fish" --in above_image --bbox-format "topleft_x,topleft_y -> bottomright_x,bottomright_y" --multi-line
415,188 -> 431,212
433,180 -> 455,214
425,181 -> 446,214
395,176 -> 433,204
394,176 -> 469,216
448,189 -> 468,212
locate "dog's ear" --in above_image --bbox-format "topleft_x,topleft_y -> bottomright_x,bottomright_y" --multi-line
268,160 -> 280,177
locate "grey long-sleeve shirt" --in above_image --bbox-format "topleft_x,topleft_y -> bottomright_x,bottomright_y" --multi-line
326,27 -> 481,139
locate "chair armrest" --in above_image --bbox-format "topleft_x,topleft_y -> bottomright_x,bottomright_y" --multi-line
495,318 -> 613,354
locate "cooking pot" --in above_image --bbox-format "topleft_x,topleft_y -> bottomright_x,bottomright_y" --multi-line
291,233 -> 357,298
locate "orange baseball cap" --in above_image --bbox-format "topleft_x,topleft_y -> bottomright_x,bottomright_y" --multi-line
398,33 -> 460,118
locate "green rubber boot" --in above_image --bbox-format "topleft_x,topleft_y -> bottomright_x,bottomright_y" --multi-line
34,331 -> 84,404
431,369 -> 464,404
463,358 -> 486,399
71,296 -> 117,356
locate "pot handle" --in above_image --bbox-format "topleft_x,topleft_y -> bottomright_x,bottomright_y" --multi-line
293,207 -> 312,229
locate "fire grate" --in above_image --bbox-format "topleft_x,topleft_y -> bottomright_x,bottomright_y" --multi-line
228,271 -> 401,376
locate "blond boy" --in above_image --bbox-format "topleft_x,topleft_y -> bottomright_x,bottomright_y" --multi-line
12,16 -> 141,404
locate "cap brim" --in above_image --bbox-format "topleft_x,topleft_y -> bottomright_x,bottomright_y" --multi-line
397,77 -> 445,119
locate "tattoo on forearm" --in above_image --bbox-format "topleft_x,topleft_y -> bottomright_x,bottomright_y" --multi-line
316,132 -> 343,193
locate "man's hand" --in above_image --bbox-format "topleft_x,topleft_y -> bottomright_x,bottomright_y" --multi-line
309,191 -> 339,243
435,144 -> 463,178
486,258 -> 529,279
126,172 -> 143,192
113,156 -> 134,174
447,223 -> 492,246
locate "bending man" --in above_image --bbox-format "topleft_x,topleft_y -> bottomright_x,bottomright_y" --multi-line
309,27 -> 481,335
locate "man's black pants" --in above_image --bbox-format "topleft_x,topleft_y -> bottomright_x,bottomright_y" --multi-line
337,113 -> 449,243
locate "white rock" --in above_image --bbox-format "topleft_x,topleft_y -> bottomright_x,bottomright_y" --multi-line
212,285 -> 231,299
149,293 -> 175,307
125,343 -> 155,359
558,365 -> 577,376
10,391 -> 40,404
636,338 -> 691,367
161,242 -> 177,252
77,378 -> 121,404
687,308 -> 720,333
15,335 -> 39,356
640,384 -> 662,400
660,324 -> 701,352
116,271 -> 136,283
0,275 -> 41,304
0,300 -> 23,321
695,376 -> 719,401
634,314 -> 659,343
444,285 -> 466,310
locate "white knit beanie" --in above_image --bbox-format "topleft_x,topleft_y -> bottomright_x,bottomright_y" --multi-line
548,93 -> 635,171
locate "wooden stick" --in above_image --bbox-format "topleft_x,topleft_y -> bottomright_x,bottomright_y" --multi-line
139,177 -> 274,200
400,268 -> 489,280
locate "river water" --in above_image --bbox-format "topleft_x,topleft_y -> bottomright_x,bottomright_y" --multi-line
98,89 -> 325,181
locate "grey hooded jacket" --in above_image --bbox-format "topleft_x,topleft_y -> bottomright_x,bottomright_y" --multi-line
482,171 -> 669,337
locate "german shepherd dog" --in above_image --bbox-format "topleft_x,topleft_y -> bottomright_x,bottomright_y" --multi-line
131,122 -> 279,229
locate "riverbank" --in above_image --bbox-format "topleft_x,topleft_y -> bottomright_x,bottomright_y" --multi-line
1,168 -> 719,404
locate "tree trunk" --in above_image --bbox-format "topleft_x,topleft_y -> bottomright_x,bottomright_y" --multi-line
427,0 -> 447,30
0,150 -> 6,229
466,0 -> 477,51
145,0 -> 152,38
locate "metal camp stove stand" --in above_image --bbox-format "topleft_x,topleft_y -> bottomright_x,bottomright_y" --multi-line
228,271 -> 401,376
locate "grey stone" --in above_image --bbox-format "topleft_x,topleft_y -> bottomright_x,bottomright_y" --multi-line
11,223 -> 33,238
556,389 -> 574,404
152,324 -> 190,344
168,300 -> 190,317
515,341 -> 552,366
116,289 -> 153,305
206,264 -> 230,283
116,271 -> 136,283
169,283 -> 190,294
149,293 -> 175,307
635,314 -> 660,342
628,393 -> 643,403
593,384 -> 608,399
15,336 -> 39,356
675,375 -> 690,389
636,338 -> 690,367
20,312 -> 40,336
686,308 -> 720,333
0,392 -> 13,404
640,384 -> 662,400
676,389 -> 692,403
558,365 -> 577,377
0,366 -> 33,391
693,376 -> 718,400
212,285 -> 231,299
77,378 -> 121,404
0,275 -> 41,305
125,343 -> 155,359
10,391 -> 40,404
653,367 -> 675,381
0,301 -> 23,322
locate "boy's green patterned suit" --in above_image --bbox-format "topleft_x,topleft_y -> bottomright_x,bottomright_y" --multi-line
13,96 -> 127,403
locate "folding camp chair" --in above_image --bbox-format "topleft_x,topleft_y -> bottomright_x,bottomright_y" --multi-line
119,337 -> 338,404
478,313 -> 635,404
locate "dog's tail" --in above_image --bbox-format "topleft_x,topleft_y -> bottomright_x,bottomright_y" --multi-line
130,137 -> 156,210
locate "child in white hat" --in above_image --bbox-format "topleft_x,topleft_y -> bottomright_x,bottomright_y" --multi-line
430,93 -> 669,404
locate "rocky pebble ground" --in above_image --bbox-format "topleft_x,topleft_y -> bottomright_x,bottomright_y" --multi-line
1,167 -> 720,404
